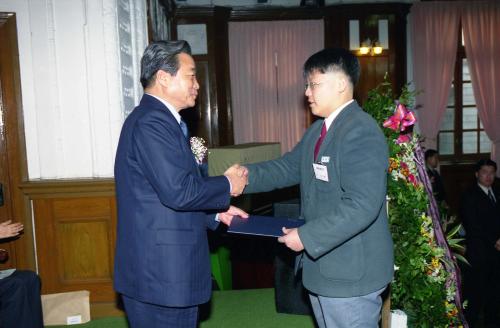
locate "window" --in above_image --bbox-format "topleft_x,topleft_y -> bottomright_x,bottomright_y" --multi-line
438,29 -> 491,159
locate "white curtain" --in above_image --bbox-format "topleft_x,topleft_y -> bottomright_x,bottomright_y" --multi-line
228,20 -> 324,153
0,0 -> 147,179
462,0 -> 500,173
410,2 -> 460,150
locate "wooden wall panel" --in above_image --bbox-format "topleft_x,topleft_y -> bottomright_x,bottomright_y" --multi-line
440,162 -> 477,217
324,5 -> 410,104
174,7 -> 234,147
31,189 -> 117,303
357,56 -> 390,104
57,219 -> 111,281
0,13 -> 33,271
180,60 -> 212,144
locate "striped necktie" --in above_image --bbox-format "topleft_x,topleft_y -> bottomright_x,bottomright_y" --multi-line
179,119 -> 189,139
487,189 -> 496,204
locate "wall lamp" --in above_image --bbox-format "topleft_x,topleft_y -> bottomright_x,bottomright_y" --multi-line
359,38 -> 383,56
349,19 -> 388,56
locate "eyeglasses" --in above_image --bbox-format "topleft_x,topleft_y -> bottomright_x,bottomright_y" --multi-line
304,81 -> 323,91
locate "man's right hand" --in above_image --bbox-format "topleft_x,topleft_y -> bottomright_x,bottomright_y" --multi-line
0,220 -> 24,239
224,164 -> 248,196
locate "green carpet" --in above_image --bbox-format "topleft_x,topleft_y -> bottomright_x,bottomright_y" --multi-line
48,288 -> 315,328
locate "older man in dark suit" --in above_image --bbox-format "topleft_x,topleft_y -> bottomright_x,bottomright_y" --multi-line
461,159 -> 500,327
113,40 -> 247,328
242,48 -> 393,328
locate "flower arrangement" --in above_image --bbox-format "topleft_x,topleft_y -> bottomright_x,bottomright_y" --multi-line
190,136 -> 208,165
364,81 -> 466,327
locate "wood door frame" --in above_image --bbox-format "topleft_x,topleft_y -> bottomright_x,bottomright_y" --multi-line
0,12 -> 34,270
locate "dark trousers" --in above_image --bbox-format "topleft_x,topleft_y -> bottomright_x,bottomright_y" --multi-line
463,257 -> 500,327
0,270 -> 43,328
122,294 -> 198,328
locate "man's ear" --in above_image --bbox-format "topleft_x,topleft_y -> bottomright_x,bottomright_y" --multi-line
336,75 -> 348,93
156,70 -> 172,87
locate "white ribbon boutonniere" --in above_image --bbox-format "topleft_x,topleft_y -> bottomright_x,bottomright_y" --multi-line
190,136 -> 207,165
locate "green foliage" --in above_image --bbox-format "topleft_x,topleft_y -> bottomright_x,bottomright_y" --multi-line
364,81 -> 462,327
363,80 -> 396,126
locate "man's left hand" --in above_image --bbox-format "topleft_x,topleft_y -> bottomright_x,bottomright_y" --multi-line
218,206 -> 248,226
278,228 -> 304,252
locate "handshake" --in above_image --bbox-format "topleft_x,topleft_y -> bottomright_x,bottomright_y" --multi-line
224,164 -> 249,197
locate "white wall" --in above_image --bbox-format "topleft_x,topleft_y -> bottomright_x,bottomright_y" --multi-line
0,0 -> 147,179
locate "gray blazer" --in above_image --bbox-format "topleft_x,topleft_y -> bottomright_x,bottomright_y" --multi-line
245,101 -> 394,297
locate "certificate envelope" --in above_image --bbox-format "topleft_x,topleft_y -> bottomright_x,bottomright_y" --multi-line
228,215 -> 304,237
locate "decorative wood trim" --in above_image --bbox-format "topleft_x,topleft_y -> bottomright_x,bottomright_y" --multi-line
20,179 -> 115,199
177,3 -> 412,21
327,3 -> 411,16
223,3 -> 409,23
0,13 -> 34,270
229,7 -> 323,21
175,6 -> 220,18
212,7 -> 232,146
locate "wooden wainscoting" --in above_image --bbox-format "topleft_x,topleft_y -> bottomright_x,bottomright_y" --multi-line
21,179 -> 124,317
34,196 -> 116,301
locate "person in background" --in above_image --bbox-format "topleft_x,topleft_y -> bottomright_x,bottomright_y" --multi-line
113,40 -> 248,328
461,159 -> 500,327
241,48 -> 393,328
424,149 -> 447,205
0,220 -> 44,328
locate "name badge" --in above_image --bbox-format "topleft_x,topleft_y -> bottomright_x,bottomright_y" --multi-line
313,163 -> 329,182
320,156 -> 330,163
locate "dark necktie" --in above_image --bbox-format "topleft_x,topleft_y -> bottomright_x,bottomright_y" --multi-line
314,122 -> 327,161
179,119 -> 189,139
487,189 -> 496,204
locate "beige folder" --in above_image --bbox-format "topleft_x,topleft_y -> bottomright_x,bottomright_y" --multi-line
41,290 -> 91,325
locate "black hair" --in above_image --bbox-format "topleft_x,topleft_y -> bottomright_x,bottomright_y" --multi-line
424,149 -> 439,161
140,40 -> 191,89
303,48 -> 360,86
475,158 -> 497,172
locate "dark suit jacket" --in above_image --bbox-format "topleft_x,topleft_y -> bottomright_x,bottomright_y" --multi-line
461,184 -> 500,267
245,101 -> 394,297
114,94 -> 230,307
426,167 -> 446,202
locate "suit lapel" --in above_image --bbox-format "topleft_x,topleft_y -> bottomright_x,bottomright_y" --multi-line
142,94 -> 199,173
305,102 -> 359,187
475,185 -> 498,210
305,121 -> 323,186
316,101 -> 358,160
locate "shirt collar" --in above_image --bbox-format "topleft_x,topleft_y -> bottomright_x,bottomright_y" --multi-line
477,183 -> 493,195
426,165 -> 438,173
146,93 -> 181,124
324,99 -> 354,130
